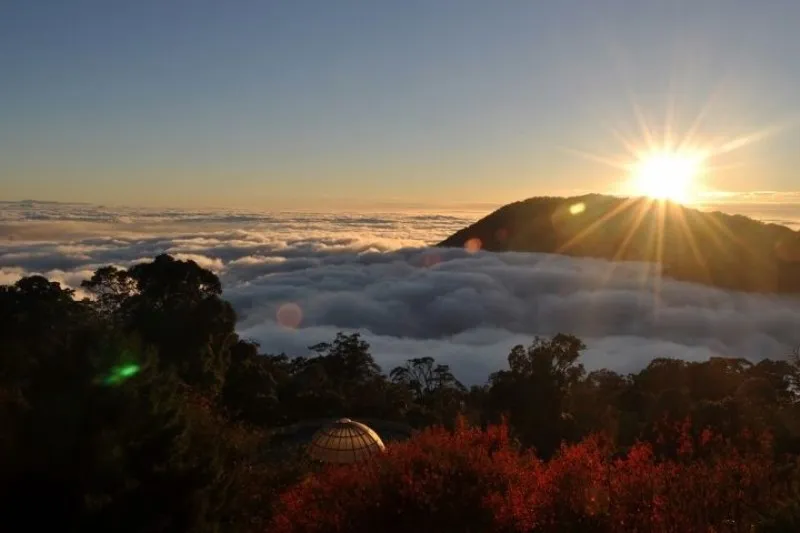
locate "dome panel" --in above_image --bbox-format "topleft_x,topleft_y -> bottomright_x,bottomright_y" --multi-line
308,418 -> 386,464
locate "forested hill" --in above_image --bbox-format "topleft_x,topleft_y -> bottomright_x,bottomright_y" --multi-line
438,194 -> 800,294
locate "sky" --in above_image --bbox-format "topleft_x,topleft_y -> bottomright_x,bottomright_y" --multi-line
1,0 -> 799,210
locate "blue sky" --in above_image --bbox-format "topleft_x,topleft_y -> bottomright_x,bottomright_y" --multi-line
1,0 -> 798,209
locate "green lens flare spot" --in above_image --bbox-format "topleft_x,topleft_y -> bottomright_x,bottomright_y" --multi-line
118,364 -> 140,377
103,364 -> 141,385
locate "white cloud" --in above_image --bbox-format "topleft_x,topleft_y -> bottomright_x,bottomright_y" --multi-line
1,201 -> 800,384
171,253 -> 225,272
227,248 -> 800,383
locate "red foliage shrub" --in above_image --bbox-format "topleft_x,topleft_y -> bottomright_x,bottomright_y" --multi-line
271,420 -> 532,533
269,420 -> 790,533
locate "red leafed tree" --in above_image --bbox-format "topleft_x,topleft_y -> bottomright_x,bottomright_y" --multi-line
270,420 -> 788,533
271,420 -> 534,533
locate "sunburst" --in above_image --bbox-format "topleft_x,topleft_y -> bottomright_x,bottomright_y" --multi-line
552,99 -> 785,307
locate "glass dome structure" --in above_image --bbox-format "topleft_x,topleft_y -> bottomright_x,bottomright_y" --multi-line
307,418 -> 386,464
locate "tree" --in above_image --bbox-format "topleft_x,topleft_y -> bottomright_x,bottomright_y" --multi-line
0,276 -> 94,396
567,369 -> 629,443
687,357 -> 753,402
269,421 -> 784,533
0,277 -> 229,532
118,255 -> 238,391
81,265 -> 137,317
787,346 -> 800,398
270,422 -> 527,533
222,340 -> 284,426
308,332 -> 382,385
749,359 -> 797,405
390,357 -> 467,427
486,334 -> 586,457
390,357 -> 465,399
128,253 -> 222,303
634,357 -> 688,396
260,333 -> 408,423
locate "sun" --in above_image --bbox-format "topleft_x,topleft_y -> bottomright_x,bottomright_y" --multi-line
630,151 -> 704,204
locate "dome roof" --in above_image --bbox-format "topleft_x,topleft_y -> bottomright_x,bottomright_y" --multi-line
308,418 -> 386,464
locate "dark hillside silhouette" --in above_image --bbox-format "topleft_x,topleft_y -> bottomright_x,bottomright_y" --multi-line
439,194 -> 800,293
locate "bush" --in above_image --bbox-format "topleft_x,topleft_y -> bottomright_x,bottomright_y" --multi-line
271,421 -> 788,533
271,420 -> 530,533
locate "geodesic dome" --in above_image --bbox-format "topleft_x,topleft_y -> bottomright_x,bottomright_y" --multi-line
307,418 -> 386,464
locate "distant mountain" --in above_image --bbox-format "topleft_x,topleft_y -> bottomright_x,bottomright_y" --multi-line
438,194 -> 800,293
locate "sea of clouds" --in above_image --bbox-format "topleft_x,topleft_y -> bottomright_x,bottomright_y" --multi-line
2,200 -> 800,384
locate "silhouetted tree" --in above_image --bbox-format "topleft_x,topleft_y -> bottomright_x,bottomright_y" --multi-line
0,277 -> 230,532
120,254 -> 238,391
391,357 -> 465,397
390,357 -> 467,426
81,265 -> 137,317
222,340 -> 284,426
486,334 -> 586,457
308,332 -> 382,384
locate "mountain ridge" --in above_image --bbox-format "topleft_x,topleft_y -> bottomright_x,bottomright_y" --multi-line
438,194 -> 800,294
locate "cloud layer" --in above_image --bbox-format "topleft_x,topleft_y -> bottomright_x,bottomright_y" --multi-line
2,201 -> 800,384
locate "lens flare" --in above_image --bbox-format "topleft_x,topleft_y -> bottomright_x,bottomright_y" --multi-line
569,202 -> 586,215
277,302 -> 303,329
103,363 -> 140,386
464,238 -> 482,253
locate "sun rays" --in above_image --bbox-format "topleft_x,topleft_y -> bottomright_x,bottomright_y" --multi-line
542,88 -> 794,309
554,141 -> 760,307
